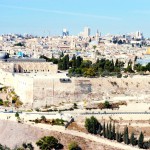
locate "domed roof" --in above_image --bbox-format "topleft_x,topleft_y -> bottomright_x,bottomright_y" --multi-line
146,47 -> 150,55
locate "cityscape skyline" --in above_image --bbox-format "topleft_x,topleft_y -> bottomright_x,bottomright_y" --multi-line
0,0 -> 150,37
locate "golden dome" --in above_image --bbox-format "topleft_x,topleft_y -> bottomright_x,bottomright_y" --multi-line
146,47 -> 150,55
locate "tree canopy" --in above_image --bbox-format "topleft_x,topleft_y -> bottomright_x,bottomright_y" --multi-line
85,116 -> 102,134
36,136 -> 63,150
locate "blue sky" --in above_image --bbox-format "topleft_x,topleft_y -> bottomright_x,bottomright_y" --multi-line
0,0 -> 150,37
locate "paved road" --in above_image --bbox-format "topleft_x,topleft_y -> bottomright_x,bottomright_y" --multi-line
1,110 -> 150,116
80,112 -> 150,115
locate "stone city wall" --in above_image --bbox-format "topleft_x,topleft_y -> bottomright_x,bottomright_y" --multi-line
0,68 -> 150,108
31,75 -> 150,108
32,78 -> 92,108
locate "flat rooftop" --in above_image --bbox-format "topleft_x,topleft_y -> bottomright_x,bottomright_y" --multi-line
5,58 -> 46,62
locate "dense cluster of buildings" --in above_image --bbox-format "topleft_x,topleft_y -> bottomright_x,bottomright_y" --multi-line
0,28 -> 149,64
0,28 -> 149,108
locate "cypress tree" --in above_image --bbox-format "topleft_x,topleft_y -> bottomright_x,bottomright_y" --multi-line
60,51 -> 64,58
103,122 -> 106,138
106,123 -> 109,139
72,54 -> 76,68
109,122 -> 112,140
59,54 -> 70,70
110,59 -> 115,72
104,60 -> 110,71
126,127 -> 129,144
62,56 -> 68,70
130,132 -> 136,146
123,126 -> 129,144
115,59 -> 119,67
112,123 -> 116,140
76,56 -> 83,68
138,132 -> 144,148
123,126 -> 126,143
117,132 -> 122,143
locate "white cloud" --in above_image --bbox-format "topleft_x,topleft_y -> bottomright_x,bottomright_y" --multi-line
0,4 -> 121,21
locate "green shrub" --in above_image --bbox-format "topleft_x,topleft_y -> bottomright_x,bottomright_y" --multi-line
35,118 -> 39,123
22,142 -> 34,150
73,103 -> 78,109
104,101 -> 110,108
15,112 -> 19,118
53,119 -> 65,126
36,136 -> 63,150
68,142 -> 81,150
0,99 -> 3,105
41,116 -> 46,122
117,73 -> 122,78
35,108 -> 40,112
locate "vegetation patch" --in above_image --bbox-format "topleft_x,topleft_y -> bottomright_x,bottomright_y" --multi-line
85,116 -> 150,149
31,116 -> 66,126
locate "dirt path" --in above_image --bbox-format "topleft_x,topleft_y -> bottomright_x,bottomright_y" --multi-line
27,122 -> 142,150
